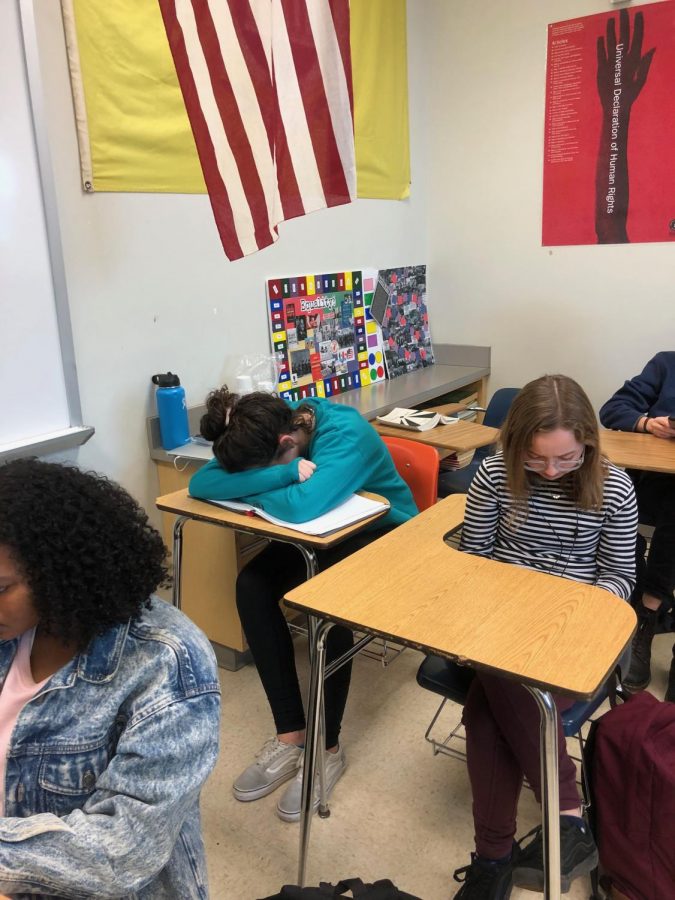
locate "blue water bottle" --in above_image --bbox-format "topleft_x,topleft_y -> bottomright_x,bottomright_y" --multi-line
151,373 -> 190,450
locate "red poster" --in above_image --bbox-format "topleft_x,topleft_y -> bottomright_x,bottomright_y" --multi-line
543,2 -> 675,246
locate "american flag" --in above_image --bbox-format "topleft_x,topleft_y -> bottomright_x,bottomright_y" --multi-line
157,0 -> 356,261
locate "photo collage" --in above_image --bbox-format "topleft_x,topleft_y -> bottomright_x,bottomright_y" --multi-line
267,271 -> 387,402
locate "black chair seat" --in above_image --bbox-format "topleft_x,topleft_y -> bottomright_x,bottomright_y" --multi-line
416,654 -> 609,738
416,655 -> 475,704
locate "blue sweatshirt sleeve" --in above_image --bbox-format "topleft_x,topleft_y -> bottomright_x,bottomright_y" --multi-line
188,457 -> 300,500
599,354 -> 667,432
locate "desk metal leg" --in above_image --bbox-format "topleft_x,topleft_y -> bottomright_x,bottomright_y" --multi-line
298,617 -> 334,887
297,548 -> 330,814
297,546 -> 319,583
307,615 -> 328,816
526,686 -> 561,900
171,516 -> 189,610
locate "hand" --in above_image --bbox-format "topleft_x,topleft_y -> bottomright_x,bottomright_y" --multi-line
297,458 -> 317,483
645,416 -> 675,440
594,10 -> 655,243
596,10 -> 654,112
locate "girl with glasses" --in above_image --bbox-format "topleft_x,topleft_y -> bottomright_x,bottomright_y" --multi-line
453,374 -> 637,900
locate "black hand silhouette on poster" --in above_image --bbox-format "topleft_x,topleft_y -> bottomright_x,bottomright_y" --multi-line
595,9 -> 655,244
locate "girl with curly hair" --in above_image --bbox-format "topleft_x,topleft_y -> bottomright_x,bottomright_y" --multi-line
0,459 -> 220,899
189,386 -> 417,823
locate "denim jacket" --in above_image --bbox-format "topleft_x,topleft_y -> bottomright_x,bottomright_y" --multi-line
0,599 -> 221,899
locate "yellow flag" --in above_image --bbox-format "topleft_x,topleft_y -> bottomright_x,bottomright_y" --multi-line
62,0 -> 409,199
352,0 -> 410,200
63,0 -> 204,192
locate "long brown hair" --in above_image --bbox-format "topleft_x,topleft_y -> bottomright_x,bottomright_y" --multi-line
501,374 -> 605,510
200,386 -> 314,471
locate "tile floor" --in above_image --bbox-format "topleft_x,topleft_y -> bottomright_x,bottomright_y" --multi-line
201,632 -> 673,900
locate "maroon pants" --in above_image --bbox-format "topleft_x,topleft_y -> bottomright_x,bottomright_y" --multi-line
463,671 -> 580,859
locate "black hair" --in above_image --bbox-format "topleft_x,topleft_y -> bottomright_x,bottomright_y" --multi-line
0,459 -> 170,649
200,385 -> 313,471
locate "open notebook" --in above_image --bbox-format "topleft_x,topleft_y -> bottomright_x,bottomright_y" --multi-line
198,493 -> 390,536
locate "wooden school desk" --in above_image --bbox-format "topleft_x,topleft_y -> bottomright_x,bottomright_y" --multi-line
284,495 -> 636,899
374,417 -> 499,453
149,343 -> 490,668
155,488 -> 390,611
600,429 -> 675,473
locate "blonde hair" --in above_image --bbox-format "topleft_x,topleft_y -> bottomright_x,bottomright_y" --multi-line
501,374 -> 605,510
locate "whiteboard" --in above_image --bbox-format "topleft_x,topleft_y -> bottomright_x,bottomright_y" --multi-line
0,0 -> 92,460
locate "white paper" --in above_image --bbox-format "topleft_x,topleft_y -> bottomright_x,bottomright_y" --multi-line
200,493 -> 389,536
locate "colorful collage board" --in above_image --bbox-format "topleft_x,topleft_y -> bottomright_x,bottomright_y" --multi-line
378,265 -> 434,378
267,270 -> 386,402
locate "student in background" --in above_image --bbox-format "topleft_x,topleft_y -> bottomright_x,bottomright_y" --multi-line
453,375 -> 637,900
600,351 -> 675,700
189,386 -> 417,822
0,459 -> 220,899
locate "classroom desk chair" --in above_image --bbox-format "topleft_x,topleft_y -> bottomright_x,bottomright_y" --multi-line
351,435 -> 442,666
416,654 -> 622,808
381,435 -> 440,512
438,388 -> 520,497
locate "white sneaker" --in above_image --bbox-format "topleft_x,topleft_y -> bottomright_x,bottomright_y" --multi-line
276,745 -> 347,823
232,737 -> 302,802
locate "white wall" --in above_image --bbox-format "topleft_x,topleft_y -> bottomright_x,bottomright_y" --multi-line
34,0 -> 674,518
424,0 -> 675,410
33,3 -> 429,518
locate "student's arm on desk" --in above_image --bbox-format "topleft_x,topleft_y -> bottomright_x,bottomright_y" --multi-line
239,440 -> 381,523
457,461 -> 498,558
594,468 -> 638,599
189,456 -> 301,500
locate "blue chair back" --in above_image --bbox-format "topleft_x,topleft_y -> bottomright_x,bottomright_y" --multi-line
483,388 -> 521,429
438,387 -> 520,497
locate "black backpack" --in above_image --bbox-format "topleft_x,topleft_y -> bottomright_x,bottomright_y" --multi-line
260,877 -> 422,900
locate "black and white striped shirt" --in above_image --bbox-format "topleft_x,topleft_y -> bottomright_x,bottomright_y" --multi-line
459,453 -> 638,599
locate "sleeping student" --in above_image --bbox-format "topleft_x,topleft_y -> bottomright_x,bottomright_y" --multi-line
189,386 -> 417,822
0,459 -> 220,899
452,375 -> 637,900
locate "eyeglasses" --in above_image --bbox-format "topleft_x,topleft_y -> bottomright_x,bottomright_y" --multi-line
523,448 -> 585,473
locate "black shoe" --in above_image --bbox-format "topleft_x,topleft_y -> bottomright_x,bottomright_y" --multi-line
453,852 -> 514,899
623,607 -> 658,691
666,642 -> 675,703
512,818 -> 598,893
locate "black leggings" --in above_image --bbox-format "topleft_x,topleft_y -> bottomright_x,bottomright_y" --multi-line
630,471 -> 675,614
236,530 -> 387,748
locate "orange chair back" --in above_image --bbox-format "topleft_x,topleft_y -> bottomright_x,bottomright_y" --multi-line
381,435 -> 439,512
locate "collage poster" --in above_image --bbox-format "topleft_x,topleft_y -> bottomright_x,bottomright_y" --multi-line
378,265 -> 433,379
543,2 -> 675,245
267,271 -> 386,402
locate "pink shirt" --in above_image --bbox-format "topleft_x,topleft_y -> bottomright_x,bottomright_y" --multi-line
0,628 -> 48,815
